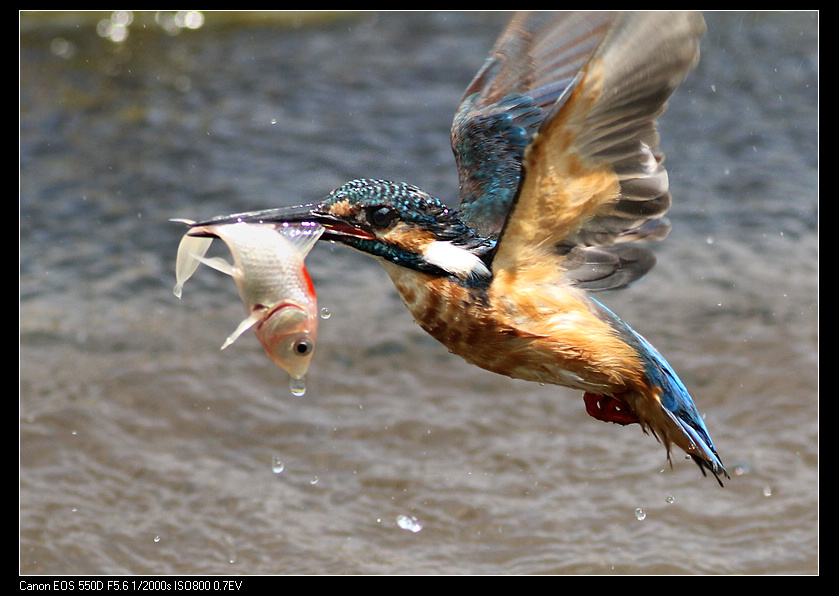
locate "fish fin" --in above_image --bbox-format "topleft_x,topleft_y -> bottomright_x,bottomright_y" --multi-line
191,254 -> 235,277
174,233 -> 213,298
221,312 -> 262,350
275,224 -> 325,259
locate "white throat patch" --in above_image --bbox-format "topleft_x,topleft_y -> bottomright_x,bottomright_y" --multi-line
422,240 -> 491,279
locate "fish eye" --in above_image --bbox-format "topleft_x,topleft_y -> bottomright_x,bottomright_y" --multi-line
367,206 -> 398,229
292,338 -> 313,356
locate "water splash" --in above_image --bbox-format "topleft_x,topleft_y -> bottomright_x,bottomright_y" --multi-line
733,462 -> 753,476
396,514 -> 423,533
289,377 -> 306,397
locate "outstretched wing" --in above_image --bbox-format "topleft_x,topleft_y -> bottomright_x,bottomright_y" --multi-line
453,11 -> 617,239
466,12 -> 706,291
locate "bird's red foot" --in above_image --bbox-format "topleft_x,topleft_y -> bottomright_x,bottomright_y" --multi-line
584,393 -> 639,425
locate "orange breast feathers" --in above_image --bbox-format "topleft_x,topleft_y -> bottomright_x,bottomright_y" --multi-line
382,261 -> 648,395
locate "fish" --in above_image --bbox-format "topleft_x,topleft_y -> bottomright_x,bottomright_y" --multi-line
172,219 -> 324,392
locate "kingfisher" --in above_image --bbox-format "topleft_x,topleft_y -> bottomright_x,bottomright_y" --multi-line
188,11 -> 728,484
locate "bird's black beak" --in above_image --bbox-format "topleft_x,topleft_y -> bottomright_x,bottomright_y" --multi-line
187,201 -> 375,243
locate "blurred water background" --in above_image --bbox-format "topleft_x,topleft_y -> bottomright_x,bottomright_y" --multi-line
20,11 -> 818,574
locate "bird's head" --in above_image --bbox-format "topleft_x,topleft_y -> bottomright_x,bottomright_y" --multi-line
198,179 -> 493,283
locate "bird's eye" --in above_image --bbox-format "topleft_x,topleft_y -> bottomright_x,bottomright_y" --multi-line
367,206 -> 398,229
292,338 -> 313,356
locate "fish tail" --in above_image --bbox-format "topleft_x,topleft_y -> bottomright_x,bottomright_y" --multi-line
173,229 -> 213,298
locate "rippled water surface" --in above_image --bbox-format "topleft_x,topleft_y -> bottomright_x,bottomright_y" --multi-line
20,11 -> 818,574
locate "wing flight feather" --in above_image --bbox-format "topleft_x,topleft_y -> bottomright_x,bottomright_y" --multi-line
456,12 -> 705,290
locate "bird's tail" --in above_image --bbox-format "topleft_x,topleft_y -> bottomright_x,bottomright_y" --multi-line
591,299 -> 729,485
634,334 -> 728,485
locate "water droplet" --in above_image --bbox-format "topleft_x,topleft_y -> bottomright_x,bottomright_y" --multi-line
320,307 -> 331,320
271,457 -> 285,474
396,514 -> 423,533
153,535 -> 161,543
733,462 -> 752,476
310,476 -> 319,485
634,508 -> 646,521
665,495 -> 675,504
289,377 -> 306,397
762,485 -> 773,497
